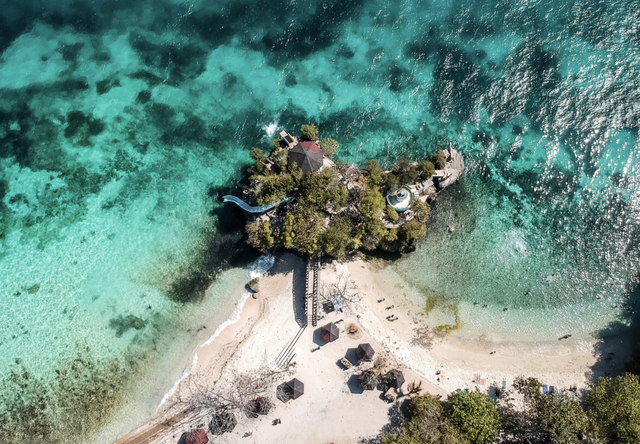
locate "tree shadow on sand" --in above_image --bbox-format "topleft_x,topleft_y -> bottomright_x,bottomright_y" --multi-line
359,400 -> 406,444
262,252 -> 308,327
587,281 -> 640,383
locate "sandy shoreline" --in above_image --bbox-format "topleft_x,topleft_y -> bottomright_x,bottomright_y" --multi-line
113,253 -> 632,444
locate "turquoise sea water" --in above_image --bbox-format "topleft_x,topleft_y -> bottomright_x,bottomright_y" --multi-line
1,0 -> 639,441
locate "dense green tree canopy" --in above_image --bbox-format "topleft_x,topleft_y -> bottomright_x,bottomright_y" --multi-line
587,374 -> 640,443
320,215 -> 359,258
298,168 -> 347,211
300,124 -> 319,141
320,138 -> 339,158
358,188 -> 386,221
418,160 -> 436,178
281,206 -> 323,255
382,395 -> 467,444
386,205 -> 399,223
445,390 -> 500,444
401,219 -> 427,247
393,157 -> 418,185
432,150 -> 446,170
366,159 -> 385,187
253,173 -> 294,205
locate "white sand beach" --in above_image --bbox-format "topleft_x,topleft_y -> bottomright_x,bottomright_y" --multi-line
114,253 -> 631,444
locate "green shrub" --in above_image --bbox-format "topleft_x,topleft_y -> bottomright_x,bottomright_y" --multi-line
587,374 -> 640,443
432,150 -> 446,169
385,205 -> 399,223
300,124 -> 319,141
418,160 -> 436,178
445,390 -> 500,444
320,138 -> 339,158
272,137 -> 283,149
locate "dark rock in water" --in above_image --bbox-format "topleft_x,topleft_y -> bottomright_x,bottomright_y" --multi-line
475,49 -> 487,60
27,284 -> 40,294
247,278 -> 260,293
109,314 -> 146,337
512,124 -> 524,135
285,73 -> 298,87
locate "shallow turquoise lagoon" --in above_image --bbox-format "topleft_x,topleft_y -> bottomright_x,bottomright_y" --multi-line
0,0 -> 639,440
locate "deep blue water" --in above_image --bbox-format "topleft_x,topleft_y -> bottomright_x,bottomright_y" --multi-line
1,0 -> 640,441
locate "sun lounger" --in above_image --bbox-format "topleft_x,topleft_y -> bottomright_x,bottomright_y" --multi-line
502,380 -> 506,390
480,378 -> 487,386
543,385 -> 548,394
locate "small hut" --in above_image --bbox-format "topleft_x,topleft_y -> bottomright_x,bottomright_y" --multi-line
245,396 -> 273,418
387,370 -> 405,390
184,429 -> 209,444
209,411 -> 237,435
286,378 -> 305,400
356,343 -> 375,362
288,142 -> 324,173
321,323 -> 340,343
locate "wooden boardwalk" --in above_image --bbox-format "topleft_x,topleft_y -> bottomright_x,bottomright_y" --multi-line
306,255 -> 320,327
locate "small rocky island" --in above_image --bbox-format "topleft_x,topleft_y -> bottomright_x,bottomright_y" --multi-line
226,125 -> 464,257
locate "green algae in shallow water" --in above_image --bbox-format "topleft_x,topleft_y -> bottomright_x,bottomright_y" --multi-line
422,293 -> 464,334
0,345 -> 143,444
27,284 -> 40,294
435,305 -> 464,334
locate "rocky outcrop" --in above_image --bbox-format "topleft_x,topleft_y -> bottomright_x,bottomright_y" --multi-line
434,148 -> 465,190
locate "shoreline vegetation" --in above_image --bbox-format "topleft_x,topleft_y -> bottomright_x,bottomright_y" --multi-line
236,125 -> 464,257
115,254 -> 639,444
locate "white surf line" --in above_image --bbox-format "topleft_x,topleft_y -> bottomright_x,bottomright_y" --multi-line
158,254 -> 275,407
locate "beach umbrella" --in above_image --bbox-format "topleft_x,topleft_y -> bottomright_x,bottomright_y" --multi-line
288,142 -> 323,173
356,343 -> 375,362
387,370 -> 405,389
185,429 -> 209,444
286,378 -> 305,399
321,322 -> 340,343
209,411 -> 237,435
245,396 -> 273,417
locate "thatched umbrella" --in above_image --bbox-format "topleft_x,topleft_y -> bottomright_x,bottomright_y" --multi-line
185,429 -> 209,444
209,411 -> 237,435
288,142 -> 323,173
321,322 -> 339,343
356,343 -> 375,362
286,378 -> 305,399
245,396 -> 273,417
358,370 -> 379,391
387,370 -> 405,390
